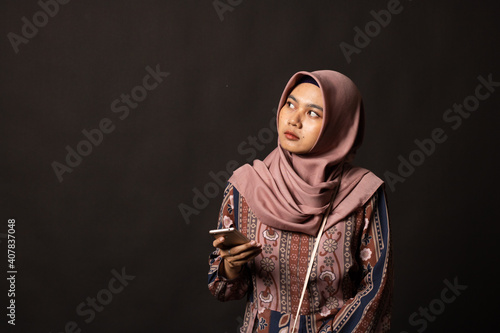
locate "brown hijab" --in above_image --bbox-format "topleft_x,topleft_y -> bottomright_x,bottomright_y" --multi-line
229,70 -> 383,237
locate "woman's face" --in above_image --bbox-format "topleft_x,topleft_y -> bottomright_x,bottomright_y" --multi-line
278,83 -> 324,154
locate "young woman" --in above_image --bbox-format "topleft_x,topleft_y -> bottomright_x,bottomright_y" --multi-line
208,70 -> 392,332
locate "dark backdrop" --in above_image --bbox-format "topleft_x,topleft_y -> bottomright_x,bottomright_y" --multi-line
1,1 -> 499,332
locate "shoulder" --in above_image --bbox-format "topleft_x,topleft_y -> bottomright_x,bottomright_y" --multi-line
346,165 -> 383,186
222,182 -> 247,211
223,182 -> 234,197
224,182 -> 241,197
342,165 -> 384,203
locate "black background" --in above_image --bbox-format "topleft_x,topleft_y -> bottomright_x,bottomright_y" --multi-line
1,0 -> 499,332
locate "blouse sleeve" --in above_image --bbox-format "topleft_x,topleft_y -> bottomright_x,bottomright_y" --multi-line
207,183 -> 252,302
330,186 -> 393,332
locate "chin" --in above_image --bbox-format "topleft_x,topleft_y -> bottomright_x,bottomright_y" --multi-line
282,146 -> 305,154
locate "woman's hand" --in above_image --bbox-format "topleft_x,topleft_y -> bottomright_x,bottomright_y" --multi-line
213,237 -> 262,280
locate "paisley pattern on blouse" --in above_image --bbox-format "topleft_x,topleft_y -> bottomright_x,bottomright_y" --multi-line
208,183 -> 392,332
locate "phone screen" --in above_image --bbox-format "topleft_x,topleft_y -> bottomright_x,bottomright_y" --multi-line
209,228 -> 250,247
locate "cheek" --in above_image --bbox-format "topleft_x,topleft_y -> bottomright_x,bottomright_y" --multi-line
305,122 -> 323,143
313,123 -> 323,139
304,120 -> 323,136
277,110 -> 285,130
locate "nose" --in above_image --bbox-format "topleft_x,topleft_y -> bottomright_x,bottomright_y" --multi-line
287,112 -> 302,128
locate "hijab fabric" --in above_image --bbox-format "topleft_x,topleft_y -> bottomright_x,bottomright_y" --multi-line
229,70 -> 383,237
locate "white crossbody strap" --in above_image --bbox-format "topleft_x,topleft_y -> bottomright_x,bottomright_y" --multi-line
291,173 -> 342,333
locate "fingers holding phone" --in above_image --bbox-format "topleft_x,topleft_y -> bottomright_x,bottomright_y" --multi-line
210,227 -> 250,248
217,238 -> 262,261
218,238 -> 262,279
210,228 -> 262,279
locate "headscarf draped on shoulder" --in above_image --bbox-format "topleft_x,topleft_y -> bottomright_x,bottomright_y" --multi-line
229,70 -> 383,236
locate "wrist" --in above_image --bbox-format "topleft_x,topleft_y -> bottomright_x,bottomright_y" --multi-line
222,259 -> 244,279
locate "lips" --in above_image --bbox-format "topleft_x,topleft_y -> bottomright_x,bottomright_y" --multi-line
284,131 -> 299,140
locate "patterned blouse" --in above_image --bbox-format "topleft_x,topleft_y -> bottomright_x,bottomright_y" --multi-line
208,183 -> 392,332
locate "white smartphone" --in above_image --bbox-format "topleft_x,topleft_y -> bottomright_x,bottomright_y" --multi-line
209,227 -> 250,248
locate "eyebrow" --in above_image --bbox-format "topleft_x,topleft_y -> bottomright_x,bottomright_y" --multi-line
288,94 -> 324,112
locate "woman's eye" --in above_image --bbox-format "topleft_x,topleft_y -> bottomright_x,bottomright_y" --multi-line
308,110 -> 320,118
287,101 -> 295,109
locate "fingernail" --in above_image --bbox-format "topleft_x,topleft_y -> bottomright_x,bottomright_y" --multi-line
219,237 -> 224,242
250,240 -> 256,245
